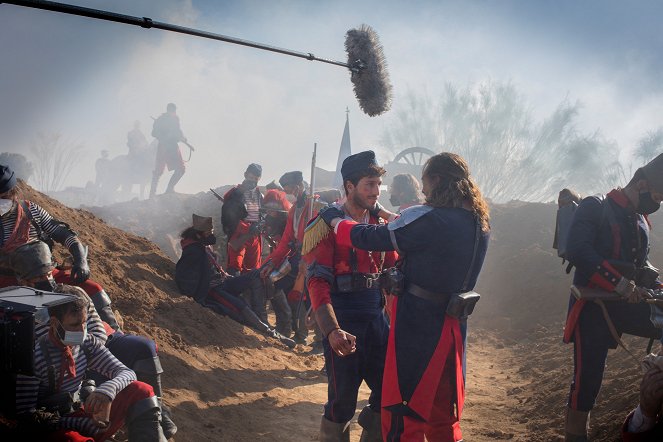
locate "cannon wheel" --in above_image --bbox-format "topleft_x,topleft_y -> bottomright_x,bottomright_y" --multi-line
392,147 -> 436,166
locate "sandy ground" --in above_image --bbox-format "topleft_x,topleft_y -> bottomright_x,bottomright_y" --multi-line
13,182 -> 663,441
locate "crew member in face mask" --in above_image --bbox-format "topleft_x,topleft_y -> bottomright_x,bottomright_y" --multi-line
176,214 -> 295,348
11,241 -> 178,439
0,164 -> 122,332
14,287 -> 167,441
562,152 -> 663,441
220,163 -> 264,275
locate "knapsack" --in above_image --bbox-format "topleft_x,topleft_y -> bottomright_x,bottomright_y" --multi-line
553,189 -> 616,274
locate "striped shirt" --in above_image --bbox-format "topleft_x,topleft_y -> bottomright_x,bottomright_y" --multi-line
0,201 -> 78,248
15,335 -> 136,435
243,188 -> 262,222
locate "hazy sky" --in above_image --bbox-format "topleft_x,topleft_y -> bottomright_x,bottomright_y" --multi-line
2,0 -> 662,193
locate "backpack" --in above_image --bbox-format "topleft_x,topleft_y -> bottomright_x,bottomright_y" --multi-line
553,189 -> 617,274
151,114 -> 167,140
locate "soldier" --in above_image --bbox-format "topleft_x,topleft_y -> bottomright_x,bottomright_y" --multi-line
316,152 -> 490,441
176,214 -> 295,348
306,151 -> 398,441
221,163 -> 264,275
94,150 -> 111,188
127,120 -> 148,157
563,153 -> 663,441
149,103 -> 187,197
389,173 -> 423,212
261,189 -> 295,338
261,171 -> 318,345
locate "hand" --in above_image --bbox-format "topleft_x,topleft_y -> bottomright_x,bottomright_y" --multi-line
84,391 -> 112,427
615,277 -> 636,299
260,262 -> 274,279
69,243 -> 90,284
249,223 -> 262,236
627,286 -> 654,304
319,205 -> 344,227
328,329 -> 357,357
369,201 -> 385,218
640,368 -> 663,418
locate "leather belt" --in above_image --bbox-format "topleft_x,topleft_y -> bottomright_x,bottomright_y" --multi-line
334,273 -> 381,292
406,283 -> 452,303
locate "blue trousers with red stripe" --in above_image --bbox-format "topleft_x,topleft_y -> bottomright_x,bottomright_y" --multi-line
322,290 -> 389,423
568,298 -> 662,411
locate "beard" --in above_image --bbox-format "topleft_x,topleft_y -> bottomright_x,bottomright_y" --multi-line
351,192 -> 377,211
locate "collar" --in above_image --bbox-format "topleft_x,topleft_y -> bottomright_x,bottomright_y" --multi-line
607,188 -> 631,209
180,238 -> 199,248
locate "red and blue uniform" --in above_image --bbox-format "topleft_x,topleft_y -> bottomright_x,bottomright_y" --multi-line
564,189 -> 663,412
334,205 -> 488,441
307,212 -> 397,425
222,186 -> 263,274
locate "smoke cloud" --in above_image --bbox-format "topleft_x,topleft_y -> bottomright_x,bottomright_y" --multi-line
1,0 -> 662,194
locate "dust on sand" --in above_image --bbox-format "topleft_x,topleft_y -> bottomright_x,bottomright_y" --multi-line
22,182 -> 663,441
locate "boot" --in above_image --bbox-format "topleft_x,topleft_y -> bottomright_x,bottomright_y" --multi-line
357,406 -> 382,442
136,374 -> 177,439
248,280 -> 269,324
160,403 -> 178,439
320,416 -> 350,442
149,172 -> 160,198
240,306 -> 296,349
126,396 -> 167,442
565,407 -> 590,442
165,168 -> 184,194
288,300 -> 308,344
90,290 -> 121,332
271,290 -> 293,337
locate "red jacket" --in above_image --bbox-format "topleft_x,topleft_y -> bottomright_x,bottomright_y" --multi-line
266,198 -> 315,268
307,213 -> 398,310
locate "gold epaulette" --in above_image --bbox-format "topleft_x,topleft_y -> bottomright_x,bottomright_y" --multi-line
301,215 -> 331,256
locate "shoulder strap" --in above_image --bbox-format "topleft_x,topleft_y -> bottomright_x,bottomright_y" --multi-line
461,219 -> 481,291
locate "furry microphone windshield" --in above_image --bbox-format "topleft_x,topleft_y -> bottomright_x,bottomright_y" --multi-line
345,24 -> 393,117
4,0 -> 393,117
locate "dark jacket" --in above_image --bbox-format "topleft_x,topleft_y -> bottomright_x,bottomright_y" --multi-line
221,186 -> 248,237
567,189 -> 651,291
175,239 -> 212,302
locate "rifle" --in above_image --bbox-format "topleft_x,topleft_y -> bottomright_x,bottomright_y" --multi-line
228,217 -> 267,251
294,144 -> 317,323
209,188 -> 224,202
571,285 -> 663,305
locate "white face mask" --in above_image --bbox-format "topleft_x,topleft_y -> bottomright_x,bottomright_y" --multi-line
56,319 -> 88,346
0,199 -> 13,216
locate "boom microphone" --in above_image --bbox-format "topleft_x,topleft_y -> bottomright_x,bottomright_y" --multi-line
3,0 -> 393,116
